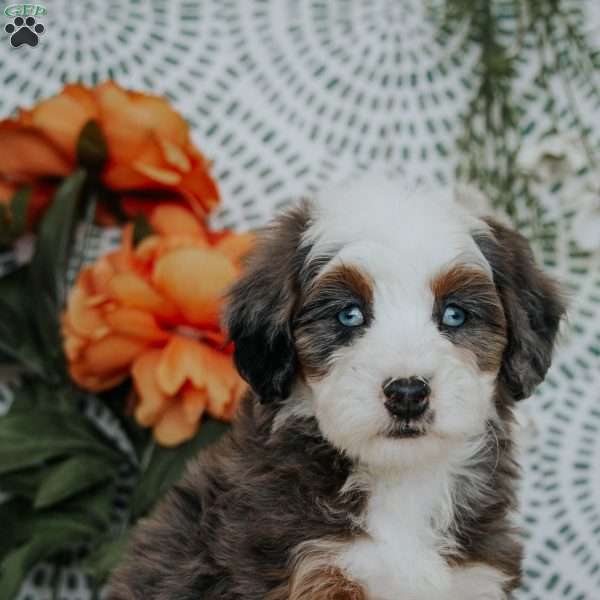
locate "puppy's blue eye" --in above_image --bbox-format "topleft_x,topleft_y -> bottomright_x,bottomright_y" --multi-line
338,305 -> 365,327
442,304 -> 466,327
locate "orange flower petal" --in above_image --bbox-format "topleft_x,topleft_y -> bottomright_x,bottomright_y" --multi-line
149,204 -> 207,238
0,180 -> 16,204
159,137 -> 191,172
180,165 -> 220,218
135,233 -> 211,266
134,236 -> 162,263
153,403 -> 198,447
95,81 -> 219,207
152,247 -> 237,327
109,272 -> 179,320
132,350 -> 170,427
89,256 -> 119,295
82,334 -> 148,375
62,319 -> 86,362
156,337 -> 243,419
200,348 -> 245,419
103,307 -> 169,342
215,231 -> 255,266
96,81 -> 191,191
69,362 -> 129,392
132,162 -> 182,186
0,122 -> 72,180
181,385 -> 207,425
30,84 -> 98,159
65,285 -> 108,340
96,82 -> 189,157
103,163 -> 156,190
156,336 -> 198,396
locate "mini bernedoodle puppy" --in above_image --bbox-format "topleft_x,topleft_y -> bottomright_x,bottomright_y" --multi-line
109,175 -> 565,600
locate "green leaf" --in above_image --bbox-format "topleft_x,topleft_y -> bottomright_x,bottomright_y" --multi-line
130,419 -> 229,518
0,187 -> 30,248
0,203 -> 8,229
29,170 -> 87,373
34,455 -> 116,509
83,533 -> 129,584
7,382 -> 89,423
0,515 -> 97,600
0,267 -> 30,310
0,298 -> 47,379
0,410 -> 120,475
8,379 -> 78,415
0,500 -> 31,560
76,120 -> 108,172
0,270 -> 52,376
0,485 -> 115,600
0,465 -> 48,500
59,481 -> 116,531
8,187 -> 30,238
0,540 -> 49,600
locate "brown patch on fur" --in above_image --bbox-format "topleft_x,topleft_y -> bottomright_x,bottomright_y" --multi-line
268,559 -> 365,600
312,265 -> 374,308
285,539 -> 366,600
431,265 -> 494,301
294,265 -> 374,379
289,567 -> 365,600
431,265 -> 507,372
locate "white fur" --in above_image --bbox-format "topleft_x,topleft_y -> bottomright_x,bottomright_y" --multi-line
335,444 -> 508,599
302,175 -> 498,469
290,175 -> 510,598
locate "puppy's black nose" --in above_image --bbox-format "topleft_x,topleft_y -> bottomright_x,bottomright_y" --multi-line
383,377 -> 430,419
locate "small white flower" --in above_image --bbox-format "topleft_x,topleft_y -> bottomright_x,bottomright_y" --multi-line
518,133 -> 588,181
571,192 -> 600,252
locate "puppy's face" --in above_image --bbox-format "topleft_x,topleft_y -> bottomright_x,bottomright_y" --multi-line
227,178 -> 565,469
294,250 -> 506,466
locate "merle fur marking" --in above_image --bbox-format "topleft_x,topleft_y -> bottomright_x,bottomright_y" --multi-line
108,190 -> 566,600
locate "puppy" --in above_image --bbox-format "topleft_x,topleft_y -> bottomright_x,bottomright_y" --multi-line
108,175 -> 565,600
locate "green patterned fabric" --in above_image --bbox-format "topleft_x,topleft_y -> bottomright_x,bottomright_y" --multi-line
0,1 -> 599,598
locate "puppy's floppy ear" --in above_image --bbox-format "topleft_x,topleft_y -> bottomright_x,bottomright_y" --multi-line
225,203 -> 311,402
475,219 -> 566,400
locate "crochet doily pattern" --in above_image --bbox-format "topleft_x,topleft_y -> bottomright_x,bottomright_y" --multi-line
1,1 -> 599,598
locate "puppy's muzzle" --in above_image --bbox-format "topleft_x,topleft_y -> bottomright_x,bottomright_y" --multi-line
383,377 -> 430,420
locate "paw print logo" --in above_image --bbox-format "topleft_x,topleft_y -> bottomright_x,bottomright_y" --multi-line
5,16 -> 45,48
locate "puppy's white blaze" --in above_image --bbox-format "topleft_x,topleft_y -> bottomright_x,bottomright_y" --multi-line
304,175 -> 492,279
295,175 -> 509,598
309,265 -> 498,469
335,452 -> 508,600
338,469 -> 454,598
301,175 -> 499,470
450,564 -> 510,599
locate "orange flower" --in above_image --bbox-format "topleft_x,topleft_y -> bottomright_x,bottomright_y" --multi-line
0,81 -> 219,223
62,204 -> 252,446
96,82 -> 219,217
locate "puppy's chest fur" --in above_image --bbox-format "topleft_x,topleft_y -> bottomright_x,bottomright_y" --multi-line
331,470 -> 507,600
